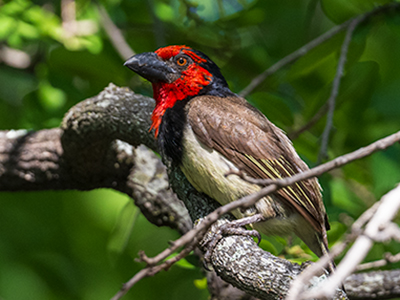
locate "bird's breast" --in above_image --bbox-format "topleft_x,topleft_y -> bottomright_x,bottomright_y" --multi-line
180,123 -> 258,212
180,124 -> 299,237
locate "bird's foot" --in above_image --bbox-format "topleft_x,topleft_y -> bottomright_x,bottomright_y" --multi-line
202,214 -> 265,270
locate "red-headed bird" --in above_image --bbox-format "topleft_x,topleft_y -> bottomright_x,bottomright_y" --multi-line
125,45 -> 332,270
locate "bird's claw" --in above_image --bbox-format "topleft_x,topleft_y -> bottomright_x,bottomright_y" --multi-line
202,217 -> 263,271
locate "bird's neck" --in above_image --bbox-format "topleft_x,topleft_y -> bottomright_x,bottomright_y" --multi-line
157,97 -> 189,165
151,75 -> 209,136
152,80 -> 235,164
150,76 -> 234,137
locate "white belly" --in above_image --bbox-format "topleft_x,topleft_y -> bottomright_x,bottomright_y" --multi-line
180,125 -> 300,237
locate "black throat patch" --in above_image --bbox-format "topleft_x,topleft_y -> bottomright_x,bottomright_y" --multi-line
157,98 -> 189,165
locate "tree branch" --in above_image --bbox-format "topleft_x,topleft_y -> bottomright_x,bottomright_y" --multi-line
98,4 -> 135,59
318,17 -> 360,163
0,84 -> 190,234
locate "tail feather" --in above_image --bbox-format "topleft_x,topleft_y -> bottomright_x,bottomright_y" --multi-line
320,235 -> 336,274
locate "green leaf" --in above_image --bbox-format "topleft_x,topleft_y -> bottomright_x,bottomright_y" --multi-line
174,257 -> 197,270
258,239 -> 278,255
370,149 -> 400,196
38,81 -> 67,111
249,91 -> 294,127
321,0 -> 392,24
0,15 -> 16,39
107,201 -> 138,260
194,277 -> 208,290
164,253 -> 196,270
18,20 -> 40,39
155,2 -> 175,22
288,33 -> 343,81
329,178 -> 366,217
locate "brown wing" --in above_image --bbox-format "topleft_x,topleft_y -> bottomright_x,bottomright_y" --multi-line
186,95 -> 328,234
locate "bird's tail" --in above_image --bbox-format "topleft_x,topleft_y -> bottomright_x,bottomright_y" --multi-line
320,234 -> 336,274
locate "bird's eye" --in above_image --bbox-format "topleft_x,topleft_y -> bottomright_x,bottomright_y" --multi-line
176,57 -> 187,66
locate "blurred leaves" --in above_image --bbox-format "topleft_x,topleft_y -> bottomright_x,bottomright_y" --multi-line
321,0 -> 393,24
107,201 -> 139,262
1,0 -> 400,299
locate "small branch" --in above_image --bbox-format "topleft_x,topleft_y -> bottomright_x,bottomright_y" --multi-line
287,198 -> 383,300
299,184 -> 400,299
239,2 -> 400,97
288,102 -> 328,140
111,242 -> 197,300
228,130 -> 400,188
357,252 -> 400,271
111,268 -> 150,300
97,4 -> 135,59
61,0 -> 76,37
317,17 -> 360,163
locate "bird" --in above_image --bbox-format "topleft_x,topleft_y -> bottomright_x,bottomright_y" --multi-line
124,45 -> 332,271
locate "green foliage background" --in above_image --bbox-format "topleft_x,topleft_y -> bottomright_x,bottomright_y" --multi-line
0,0 -> 400,299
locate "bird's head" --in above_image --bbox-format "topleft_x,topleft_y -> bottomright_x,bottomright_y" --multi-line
124,45 -> 232,136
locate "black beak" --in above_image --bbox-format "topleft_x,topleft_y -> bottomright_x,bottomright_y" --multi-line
124,52 -> 177,83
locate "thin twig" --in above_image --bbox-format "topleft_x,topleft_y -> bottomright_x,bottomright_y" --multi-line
97,4 -> 135,59
303,0 -> 319,41
351,201 -> 381,233
288,102 -> 328,140
111,130 -> 400,300
61,0 -> 76,37
357,252 -> 400,271
298,184 -> 400,300
287,199 -> 383,300
239,2 -> 400,98
110,243 -> 197,300
317,17 -> 360,163
230,130 -> 400,187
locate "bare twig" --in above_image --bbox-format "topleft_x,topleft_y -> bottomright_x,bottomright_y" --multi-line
111,130 -> 400,299
317,18 -> 360,163
351,201 -> 381,232
229,130 -> 400,187
97,4 -> 135,59
287,199 -> 383,300
110,243 -> 197,300
61,0 -> 76,37
288,102 -> 328,140
295,184 -> 400,300
357,252 -> 400,271
238,3 -> 400,97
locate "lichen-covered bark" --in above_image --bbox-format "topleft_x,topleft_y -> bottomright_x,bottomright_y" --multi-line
0,84 -> 191,234
344,270 -> 400,300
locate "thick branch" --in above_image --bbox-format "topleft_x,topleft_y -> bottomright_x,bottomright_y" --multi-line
0,84 -> 191,234
345,270 -> 400,300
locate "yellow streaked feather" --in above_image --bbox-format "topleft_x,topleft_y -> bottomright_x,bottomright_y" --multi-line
245,154 -> 276,179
